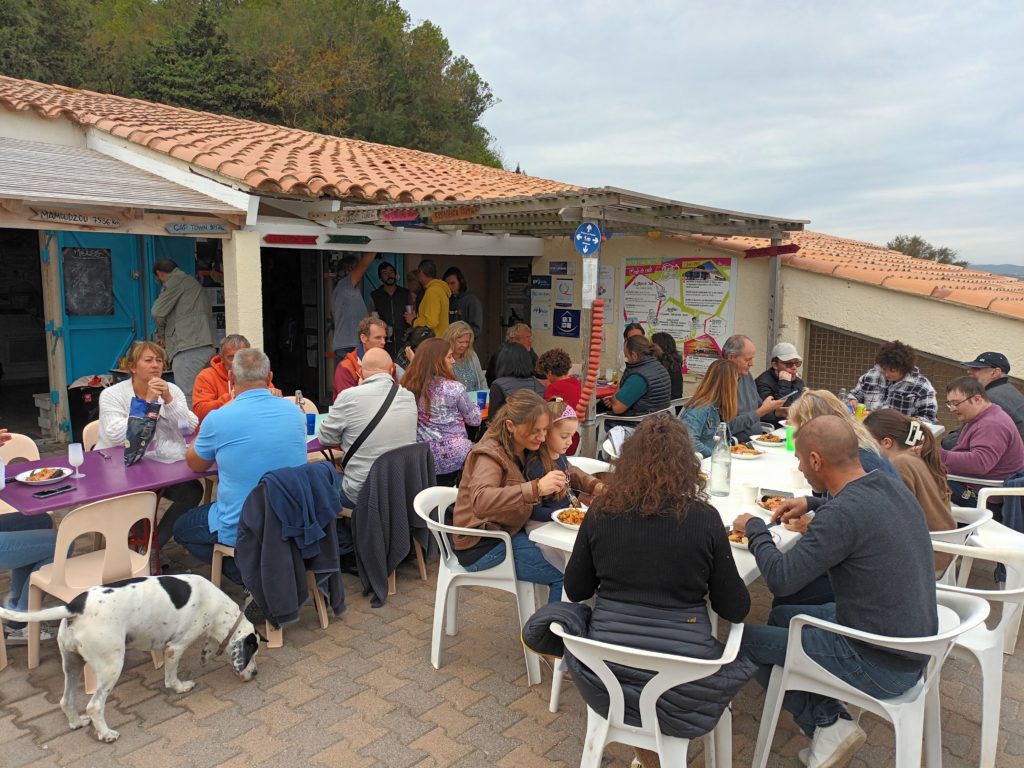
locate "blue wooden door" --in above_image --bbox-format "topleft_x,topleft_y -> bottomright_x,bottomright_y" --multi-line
57,231 -> 143,382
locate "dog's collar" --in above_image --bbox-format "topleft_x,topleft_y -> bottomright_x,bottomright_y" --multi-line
216,612 -> 246,657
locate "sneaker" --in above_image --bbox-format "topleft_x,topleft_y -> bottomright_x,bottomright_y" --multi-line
4,626 -> 54,644
807,718 -> 866,768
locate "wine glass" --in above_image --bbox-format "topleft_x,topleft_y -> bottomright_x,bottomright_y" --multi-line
68,442 -> 85,479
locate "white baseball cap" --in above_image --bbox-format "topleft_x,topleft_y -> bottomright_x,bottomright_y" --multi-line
770,342 -> 802,362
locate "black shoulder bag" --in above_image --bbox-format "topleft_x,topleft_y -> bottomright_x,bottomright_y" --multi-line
339,380 -> 399,471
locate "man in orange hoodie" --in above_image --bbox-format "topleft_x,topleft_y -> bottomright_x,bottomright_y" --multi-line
192,335 -> 250,423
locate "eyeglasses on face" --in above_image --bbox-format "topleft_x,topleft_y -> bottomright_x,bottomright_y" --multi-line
946,396 -> 974,411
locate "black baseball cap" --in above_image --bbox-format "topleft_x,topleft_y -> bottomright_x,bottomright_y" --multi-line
961,352 -> 1010,374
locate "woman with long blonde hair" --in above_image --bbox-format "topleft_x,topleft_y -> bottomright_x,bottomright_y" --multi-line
679,359 -> 738,456
443,321 -> 485,391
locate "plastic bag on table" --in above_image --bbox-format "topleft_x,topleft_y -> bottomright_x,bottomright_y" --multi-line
151,417 -> 189,463
124,397 -> 160,466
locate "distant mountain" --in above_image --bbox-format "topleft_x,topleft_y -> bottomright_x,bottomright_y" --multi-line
970,263 -> 1024,279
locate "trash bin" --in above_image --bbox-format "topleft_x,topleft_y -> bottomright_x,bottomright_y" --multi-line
67,375 -> 111,443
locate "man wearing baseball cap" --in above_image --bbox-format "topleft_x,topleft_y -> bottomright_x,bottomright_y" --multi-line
942,352 -> 1024,449
755,342 -> 806,428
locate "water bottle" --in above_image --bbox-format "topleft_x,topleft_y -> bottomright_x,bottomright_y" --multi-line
294,389 -> 304,409
710,423 -> 732,497
838,387 -> 848,404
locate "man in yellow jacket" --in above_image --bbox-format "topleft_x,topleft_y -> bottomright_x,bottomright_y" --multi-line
404,259 -> 451,336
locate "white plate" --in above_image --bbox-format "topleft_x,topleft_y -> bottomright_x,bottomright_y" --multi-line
551,507 -> 587,530
728,529 -> 781,548
729,449 -> 764,461
753,435 -> 787,448
14,467 -> 73,486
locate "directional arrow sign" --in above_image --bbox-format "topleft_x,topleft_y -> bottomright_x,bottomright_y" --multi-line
573,222 -> 602,256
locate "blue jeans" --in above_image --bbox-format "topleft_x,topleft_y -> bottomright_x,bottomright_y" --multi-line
741,603 -> 923,737
172,504 -> 243,585
0,514 -> 58,626
464,532 -> 563,603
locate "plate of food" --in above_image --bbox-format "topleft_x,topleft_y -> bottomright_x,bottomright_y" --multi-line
14,466 -> 73,486
756,495 -> 788,514
753,432 -> 786,448
730,444 -> 764,460
727,528 -> 781,548
552,506 -> 587,530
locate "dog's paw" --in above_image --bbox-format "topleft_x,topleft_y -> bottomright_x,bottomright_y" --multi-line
67,715 -> 90,730
96,728 -> 120,743
170,680 -> 195,694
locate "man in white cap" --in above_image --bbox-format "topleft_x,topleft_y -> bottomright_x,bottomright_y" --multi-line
755,342 -> 806,427
943,351 -> 1024,448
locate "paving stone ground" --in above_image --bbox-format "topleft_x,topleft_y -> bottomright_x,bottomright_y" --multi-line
2,540 -> 1023,767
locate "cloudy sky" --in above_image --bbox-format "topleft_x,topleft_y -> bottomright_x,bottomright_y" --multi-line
401,1 -> 1024,265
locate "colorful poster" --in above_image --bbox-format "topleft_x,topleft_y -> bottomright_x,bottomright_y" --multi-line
623,257 -> 734,373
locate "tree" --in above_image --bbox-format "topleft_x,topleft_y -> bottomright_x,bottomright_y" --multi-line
0,0 -> 93,85
887,234 -> 968,267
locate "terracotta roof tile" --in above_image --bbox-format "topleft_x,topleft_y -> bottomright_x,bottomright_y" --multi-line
696,230 -> 1024,322
0,75 -> 578,202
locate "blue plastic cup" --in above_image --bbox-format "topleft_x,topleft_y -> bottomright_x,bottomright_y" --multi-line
476,391 -> 487,410
306,413 -> 316,436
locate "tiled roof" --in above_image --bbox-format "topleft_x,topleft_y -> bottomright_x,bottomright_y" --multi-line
0,75 -> 578,202
693,231 -> 1024,321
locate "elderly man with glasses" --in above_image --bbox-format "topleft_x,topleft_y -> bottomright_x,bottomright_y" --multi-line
940,375 -> 1024,506
755,342 -> 806,427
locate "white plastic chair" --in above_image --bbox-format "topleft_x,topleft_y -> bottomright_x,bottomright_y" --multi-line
27,491 -> 159,669
550,620 -> 743,768
930,505 -> 992,583
81,420 -> 100,451
594,408 -> 673,456
957,486 -> 1024,654
413,486 -> 543,686
669,396 -> 690,416
0,432 -> 40,463
933,543 -> 1024,768
567,457 -> 612,476
751,590 -> 989,768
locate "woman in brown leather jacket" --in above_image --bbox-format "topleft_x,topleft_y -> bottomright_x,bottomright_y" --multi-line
453,390 -> 568,601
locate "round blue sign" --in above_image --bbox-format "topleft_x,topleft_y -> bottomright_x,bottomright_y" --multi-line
574,222 -> 602,256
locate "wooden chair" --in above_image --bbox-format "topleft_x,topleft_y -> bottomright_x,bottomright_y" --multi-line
26,491 -> 159,669
82,420 -> 100,452
210,544 -> 328,649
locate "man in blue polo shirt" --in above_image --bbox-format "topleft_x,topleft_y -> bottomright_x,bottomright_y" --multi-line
173,347 -> 306,584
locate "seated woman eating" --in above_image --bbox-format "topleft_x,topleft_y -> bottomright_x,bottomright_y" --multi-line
95,341 -> 202,548
679,359 -> 738,457
601,335 -> 672,418
453,390 -> 568,601
561,413 -> 755,768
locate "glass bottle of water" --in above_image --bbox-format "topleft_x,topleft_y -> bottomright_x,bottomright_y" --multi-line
838,387 -> 848,404
710,422 -> 732,497
294,389 -> 304,409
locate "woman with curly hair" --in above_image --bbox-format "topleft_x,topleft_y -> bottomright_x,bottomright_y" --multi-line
563,413 -> 755,766
849,339 -> 938,422
401,338 -> 481,485
538,347 -> 581,454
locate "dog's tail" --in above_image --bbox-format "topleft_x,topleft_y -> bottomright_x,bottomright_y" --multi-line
0,605 -> 73,622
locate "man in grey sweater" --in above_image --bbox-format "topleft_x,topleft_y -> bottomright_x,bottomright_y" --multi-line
722,334 -> 784,442
733,415 -> 937,768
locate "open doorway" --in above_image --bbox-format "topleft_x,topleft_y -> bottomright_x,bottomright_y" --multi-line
0,228 -> 48,439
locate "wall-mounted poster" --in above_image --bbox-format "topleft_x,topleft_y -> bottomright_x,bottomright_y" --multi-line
622,256 -> 735,374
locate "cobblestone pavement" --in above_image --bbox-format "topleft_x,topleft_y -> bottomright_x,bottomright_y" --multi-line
2,545 -> 1023,768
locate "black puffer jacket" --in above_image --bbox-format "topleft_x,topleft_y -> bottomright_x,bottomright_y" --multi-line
523,597 -> 756,739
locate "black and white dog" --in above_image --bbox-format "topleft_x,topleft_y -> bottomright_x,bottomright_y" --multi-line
0,574 -> 259,742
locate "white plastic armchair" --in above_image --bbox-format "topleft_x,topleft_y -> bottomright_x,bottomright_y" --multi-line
933,544 -> 1024,768
567,457 -> 612,476
550,620 -> 744,768
594,407 -> 673,455
930,505 -> 992,584
413,486 -> 543,686
752,590 -> 989,768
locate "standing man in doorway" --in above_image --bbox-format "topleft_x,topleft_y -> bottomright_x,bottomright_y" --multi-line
152,258 -> 215,408
332,252 -> 376,361
368,261 -> 411,358
443,266 -> 483,339
404,259 -> 450,336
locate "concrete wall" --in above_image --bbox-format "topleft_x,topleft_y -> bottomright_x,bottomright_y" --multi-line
780,268 -> 1024,371
0,109 -> 86,146
532,235 -> 773,379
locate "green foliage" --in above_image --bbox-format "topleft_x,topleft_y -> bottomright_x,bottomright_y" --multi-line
887,234 -> 968,268
1,0 -> 503,168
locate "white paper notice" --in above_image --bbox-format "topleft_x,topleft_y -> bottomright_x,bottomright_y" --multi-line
555,278 -> 574,307
532,303 -> 551,330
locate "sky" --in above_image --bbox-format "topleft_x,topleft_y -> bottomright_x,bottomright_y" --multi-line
400,1 -> 1024,265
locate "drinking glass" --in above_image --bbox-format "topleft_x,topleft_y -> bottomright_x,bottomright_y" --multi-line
68,442 -> 85,479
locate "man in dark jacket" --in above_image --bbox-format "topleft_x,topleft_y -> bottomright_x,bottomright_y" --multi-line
754,342 -> 805,428
367,261 -> 411,358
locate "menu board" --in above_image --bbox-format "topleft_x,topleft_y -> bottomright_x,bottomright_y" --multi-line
622,257 -> 735,374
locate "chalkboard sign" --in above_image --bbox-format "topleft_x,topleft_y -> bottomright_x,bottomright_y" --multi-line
62,248 -> 114,316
